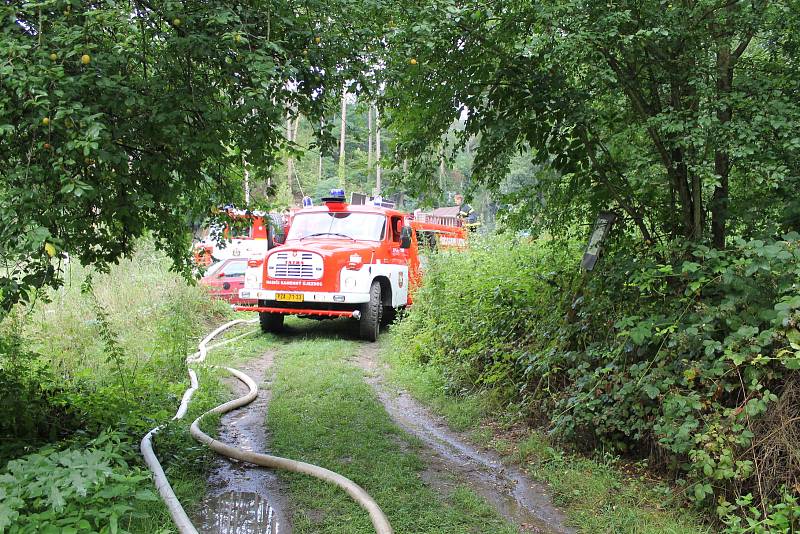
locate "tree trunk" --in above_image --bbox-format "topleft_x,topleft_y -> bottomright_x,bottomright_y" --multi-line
242,154 -> 250,207
317,117 -> 324,185
670,147 -> 695,239
691,170 -> 703,240
712,46 -> 733,249
337,89 -> 347,188
439,156 -> 445,192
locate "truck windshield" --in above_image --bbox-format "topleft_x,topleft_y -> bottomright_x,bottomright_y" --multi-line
287,212 -> 386,242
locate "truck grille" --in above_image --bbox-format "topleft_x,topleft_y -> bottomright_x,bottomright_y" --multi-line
267,251 -> 323,280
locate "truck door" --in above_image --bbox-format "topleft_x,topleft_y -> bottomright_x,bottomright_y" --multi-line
389,216 -> 408,265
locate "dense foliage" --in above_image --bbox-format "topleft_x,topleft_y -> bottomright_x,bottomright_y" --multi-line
380,0 -> 800,246
392,235 -> 800,530
0,432 -> 158,532
0,242 -> 230,530
379,1 -> 800,528
0,0 -> 385,310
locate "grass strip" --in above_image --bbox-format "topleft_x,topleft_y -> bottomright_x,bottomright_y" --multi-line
267,330 -> 517,534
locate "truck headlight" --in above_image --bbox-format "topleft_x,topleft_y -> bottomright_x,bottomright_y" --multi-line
245,274 -> 258,286
344,276 -> 357,289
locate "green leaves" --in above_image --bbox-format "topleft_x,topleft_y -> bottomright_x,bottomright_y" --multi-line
0,0 -> 384,311
393,232 -> 800,525
0,432 -> 152,533
380,0 -> 800,250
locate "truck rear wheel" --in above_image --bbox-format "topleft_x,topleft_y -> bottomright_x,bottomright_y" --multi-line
260,312 -> 284,333
359,281 -> 383,342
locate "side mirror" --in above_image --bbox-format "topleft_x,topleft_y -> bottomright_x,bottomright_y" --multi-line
217,272 -> 225,278
399,226 -> 412,249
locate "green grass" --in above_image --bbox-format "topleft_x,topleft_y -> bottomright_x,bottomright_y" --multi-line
380,338 -> 711,534
24,242 -> 230,380
265,324 -> 517,534
134,366 -> 227,533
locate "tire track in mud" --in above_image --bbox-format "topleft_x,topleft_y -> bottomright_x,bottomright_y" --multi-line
191,352 -> 292,534
354,343 -> 575,534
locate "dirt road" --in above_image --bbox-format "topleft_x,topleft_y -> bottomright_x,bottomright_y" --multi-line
195,321 -> 572,534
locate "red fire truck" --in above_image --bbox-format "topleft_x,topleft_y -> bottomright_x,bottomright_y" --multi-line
193,207 -> 287,267
236,190 -> 466,341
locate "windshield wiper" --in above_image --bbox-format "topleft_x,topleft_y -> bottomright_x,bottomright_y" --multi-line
299,232 -> 356,241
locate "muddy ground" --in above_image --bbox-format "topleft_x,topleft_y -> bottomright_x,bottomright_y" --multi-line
191,352 -> 292,534
354,344 -> 574,534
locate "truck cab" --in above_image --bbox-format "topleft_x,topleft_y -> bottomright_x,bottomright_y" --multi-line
237,190 -> 463,341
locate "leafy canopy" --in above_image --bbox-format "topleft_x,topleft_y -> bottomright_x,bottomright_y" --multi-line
379,0 -> 800,246
0,0 -> 384,310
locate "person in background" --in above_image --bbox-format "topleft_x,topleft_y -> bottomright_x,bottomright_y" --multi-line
454,194 -> 480,230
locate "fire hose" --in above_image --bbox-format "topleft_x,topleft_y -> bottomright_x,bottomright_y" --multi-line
141,319 -> 394,534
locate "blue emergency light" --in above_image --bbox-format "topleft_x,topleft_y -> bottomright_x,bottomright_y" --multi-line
302,195 -> 313,207
322,188 -> 347,204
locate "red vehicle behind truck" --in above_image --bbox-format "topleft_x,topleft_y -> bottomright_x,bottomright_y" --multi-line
236,190 -> 466,341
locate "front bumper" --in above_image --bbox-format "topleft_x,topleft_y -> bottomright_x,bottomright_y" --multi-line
233,305 -> 361,319
238,288 -> 370,304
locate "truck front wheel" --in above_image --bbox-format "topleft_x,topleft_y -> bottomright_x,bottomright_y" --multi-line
359,281 -> 383,342
260,311 -> 284,334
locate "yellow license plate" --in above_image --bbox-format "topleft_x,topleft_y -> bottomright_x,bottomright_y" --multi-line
276,293 -> 304,302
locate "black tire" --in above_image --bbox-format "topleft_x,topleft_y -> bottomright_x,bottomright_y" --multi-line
382,306 -> 398,327
260,311 -> 284,333
359,281 -> 383,342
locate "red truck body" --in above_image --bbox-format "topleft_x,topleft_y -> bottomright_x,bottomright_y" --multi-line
236,194 -> 465,340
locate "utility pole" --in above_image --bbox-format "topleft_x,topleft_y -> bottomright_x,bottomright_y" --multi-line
367,105 -> 373,181
286,111 -> 295,202
375,107 -> 381,195
337,88 -> 347,188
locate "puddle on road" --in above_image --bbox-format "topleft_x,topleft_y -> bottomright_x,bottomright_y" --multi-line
356,346 -> 575,534
195,491 -> 282,534
191,353 -> 292,534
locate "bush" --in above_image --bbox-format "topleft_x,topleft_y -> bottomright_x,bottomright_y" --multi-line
391,232 -> 800,528
0,238 -> 232,529
0,327 -> 78,451
0,432 -> 159,533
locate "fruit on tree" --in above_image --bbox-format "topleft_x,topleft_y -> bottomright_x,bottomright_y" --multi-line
81,54 -> 91,65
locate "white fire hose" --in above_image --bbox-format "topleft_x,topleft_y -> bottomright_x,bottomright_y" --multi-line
141,318 -> 394,534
